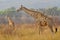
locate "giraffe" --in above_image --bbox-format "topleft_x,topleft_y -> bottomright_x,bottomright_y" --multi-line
6,15 -> 15,29
17,5 -> 57,34
5,15 -> 15,34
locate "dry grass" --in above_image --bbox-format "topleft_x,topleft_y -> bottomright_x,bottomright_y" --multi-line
0,24 -> 60,40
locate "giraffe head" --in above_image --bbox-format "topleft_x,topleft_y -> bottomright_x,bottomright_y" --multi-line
17,5 -> 24,12
5,15 -> 10,20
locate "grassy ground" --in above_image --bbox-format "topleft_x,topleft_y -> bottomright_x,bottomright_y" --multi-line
0,24 -> 60,40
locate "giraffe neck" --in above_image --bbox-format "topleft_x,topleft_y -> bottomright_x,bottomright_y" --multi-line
7,17 -> 12,23
22,7 -> 41,19
21,7 -> 50,20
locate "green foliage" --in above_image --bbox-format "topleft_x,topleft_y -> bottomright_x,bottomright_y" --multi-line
37,7 -> 60,16
0,6 -> 60,16
0,7 -> 16,14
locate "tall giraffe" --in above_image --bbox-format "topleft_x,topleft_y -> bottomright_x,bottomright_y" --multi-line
5,15 -> 15,34
17,5 -> 57,34
6,16 -> 15,29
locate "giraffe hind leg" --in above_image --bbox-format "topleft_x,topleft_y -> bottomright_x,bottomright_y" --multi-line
49,26 -> 54,33
39,26 -> 40,35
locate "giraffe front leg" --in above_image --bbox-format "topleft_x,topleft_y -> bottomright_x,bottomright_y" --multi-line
36,20 -> 42,35
48,25 -> 54,34
39,25 -> 43,35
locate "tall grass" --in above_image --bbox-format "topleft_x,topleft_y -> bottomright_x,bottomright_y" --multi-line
0,24 -> 60,40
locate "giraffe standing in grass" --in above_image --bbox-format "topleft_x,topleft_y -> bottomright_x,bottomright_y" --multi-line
6,16 -> 15,30
5,15 -> 15,34
17,5 -> 57,34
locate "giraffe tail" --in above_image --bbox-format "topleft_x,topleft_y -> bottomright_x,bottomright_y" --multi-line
55,28 -> 57,33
